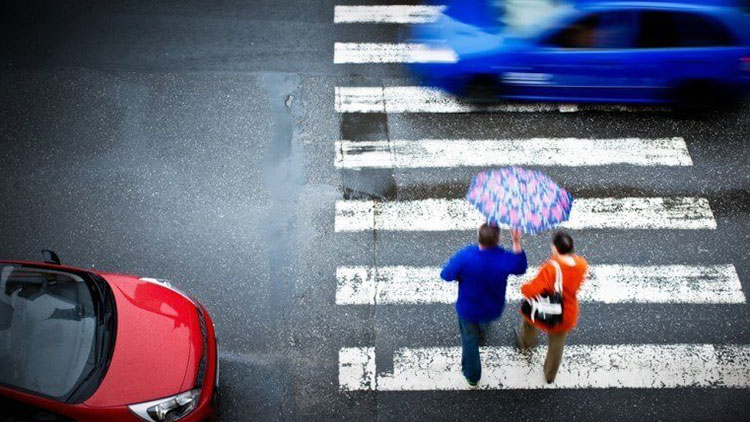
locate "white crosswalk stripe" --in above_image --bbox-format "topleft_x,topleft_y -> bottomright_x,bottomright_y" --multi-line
335,137 -> 693,168
335,197 -> 717,232
333,2 -> 563,27
334,43 -> 457,64
335,86 -> 666,113
339,345 -> 750,391
335,265 -> 746,305
334,5 -> 445,24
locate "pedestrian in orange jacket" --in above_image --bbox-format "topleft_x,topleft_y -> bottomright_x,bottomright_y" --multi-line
517,231 -> 588,383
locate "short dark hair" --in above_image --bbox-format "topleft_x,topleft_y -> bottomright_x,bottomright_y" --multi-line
553,231 -> 574,254
478,223 -> 500,248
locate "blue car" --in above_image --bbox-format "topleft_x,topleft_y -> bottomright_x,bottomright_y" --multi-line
410,0 -> 750,107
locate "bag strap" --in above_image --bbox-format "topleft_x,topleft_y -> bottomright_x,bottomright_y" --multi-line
549,260 -> 563,293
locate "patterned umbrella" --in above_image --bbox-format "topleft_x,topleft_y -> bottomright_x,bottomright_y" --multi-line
466,167 -> 573,234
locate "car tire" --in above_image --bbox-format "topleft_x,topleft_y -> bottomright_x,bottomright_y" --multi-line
464,74 -> 503,104
672,80 -> 734,116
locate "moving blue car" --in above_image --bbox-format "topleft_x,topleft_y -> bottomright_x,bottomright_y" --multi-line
410,0 -> 750,108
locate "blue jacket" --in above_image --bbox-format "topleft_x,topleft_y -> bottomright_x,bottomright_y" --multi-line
440,245 -> 528,323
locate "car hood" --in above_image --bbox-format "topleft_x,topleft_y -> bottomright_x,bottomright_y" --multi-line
412,13 -> 507,59
411,0 -> 572,58
84,274 -> 200,407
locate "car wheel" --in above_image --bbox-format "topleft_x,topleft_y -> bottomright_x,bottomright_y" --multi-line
672,80 -> 733,115
464,74 -> 503,104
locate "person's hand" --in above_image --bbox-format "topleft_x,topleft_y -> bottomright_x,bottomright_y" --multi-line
511,229 -> 522,253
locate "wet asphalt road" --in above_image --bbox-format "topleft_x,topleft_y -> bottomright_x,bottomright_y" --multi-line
2,1 -> 750,421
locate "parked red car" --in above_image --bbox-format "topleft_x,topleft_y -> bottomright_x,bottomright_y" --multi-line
0,252 -> 218,422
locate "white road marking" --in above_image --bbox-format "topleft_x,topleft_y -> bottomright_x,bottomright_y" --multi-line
333,2 -> 561,26
339,347 -> 376,391
334,43 -> 457,64
339,344 -> 750,391
334,5 -> 445,24
335,138 -> 693,169
334,197 -> 717,232
335,86 -> 666,113
335,265 -> 745,305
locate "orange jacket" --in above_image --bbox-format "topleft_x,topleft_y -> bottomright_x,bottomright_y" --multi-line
520,255 -> 588,334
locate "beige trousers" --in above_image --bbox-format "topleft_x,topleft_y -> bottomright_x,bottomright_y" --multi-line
519,320 -> 569,383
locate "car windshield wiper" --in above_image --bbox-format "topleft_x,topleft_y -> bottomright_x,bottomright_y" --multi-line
91,276 -> 114,366
65,277 -> 114,402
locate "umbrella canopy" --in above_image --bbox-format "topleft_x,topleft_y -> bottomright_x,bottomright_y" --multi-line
466,167 -> 573,234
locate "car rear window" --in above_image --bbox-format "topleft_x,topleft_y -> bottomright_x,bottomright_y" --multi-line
0,266 -> 97,401
638,11 -> 735,48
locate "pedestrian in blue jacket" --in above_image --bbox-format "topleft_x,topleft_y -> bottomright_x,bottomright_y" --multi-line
440,223 -> 527,387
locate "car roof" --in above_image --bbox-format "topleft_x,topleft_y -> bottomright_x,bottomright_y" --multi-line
573,0 -> 750,43
576,0 -> 743,9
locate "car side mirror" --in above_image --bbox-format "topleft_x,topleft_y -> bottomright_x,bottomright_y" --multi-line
42,249 -> 61,265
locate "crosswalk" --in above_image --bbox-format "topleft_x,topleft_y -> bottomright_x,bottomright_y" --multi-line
332,4 -> 748,392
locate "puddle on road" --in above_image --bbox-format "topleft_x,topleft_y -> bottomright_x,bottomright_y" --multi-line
258,71 -> 302,419
260,72 -> 303,308
260,71 -> 304,268
339,113 -> 398,200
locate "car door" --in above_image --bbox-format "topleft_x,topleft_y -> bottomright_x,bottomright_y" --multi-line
511,10 -> 641,102
631,10 -> 748,101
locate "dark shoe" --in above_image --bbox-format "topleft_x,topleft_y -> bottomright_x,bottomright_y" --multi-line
465,377 -> 479,388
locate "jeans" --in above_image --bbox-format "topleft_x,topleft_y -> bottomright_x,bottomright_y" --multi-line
458,316 -> 489,383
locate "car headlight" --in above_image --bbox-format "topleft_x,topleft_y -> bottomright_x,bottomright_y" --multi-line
129,389 -> 201,422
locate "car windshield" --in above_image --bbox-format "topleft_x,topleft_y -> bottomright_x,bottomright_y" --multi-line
0,265 -> 101,401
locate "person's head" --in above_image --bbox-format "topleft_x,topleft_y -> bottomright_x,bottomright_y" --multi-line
477,223 -> 500,249
551,231 -> 574,256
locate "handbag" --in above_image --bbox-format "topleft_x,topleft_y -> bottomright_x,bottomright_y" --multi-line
521,260 -> 564,326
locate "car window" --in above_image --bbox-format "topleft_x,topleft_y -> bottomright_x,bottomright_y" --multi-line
545,12 -> 636,49
672,12 -> 734,47
0,266 -> 97,401
638,11 -> 734,48
0,395 -> 76,422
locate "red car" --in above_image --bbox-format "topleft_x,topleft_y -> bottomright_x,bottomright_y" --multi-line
0,252 -> 218,422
